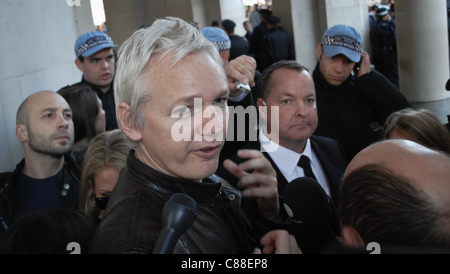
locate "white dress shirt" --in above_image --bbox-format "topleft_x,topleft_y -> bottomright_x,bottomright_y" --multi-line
259,129 -> 331,198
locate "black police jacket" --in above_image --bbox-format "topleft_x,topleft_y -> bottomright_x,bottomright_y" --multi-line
313,62 -> 414,163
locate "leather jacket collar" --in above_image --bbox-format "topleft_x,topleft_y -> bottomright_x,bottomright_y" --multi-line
126,150 -> 224,201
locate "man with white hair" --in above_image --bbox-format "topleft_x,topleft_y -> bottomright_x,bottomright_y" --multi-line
89,17 -> 283,254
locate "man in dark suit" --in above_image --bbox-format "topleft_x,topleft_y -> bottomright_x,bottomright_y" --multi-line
217,61 -> 347,219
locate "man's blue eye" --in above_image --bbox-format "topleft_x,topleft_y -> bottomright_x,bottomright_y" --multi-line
214,98 -> 227,104
178,107 -> 189,113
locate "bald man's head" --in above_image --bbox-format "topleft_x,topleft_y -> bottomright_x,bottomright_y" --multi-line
345,140 -> 450,205
16,91 -> 60,126
15,91 -> 74,158
16,96 -> 31,126
340,140 -> 450,249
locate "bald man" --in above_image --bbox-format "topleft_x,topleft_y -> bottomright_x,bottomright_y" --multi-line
340,139 -> 450,250
0,91 -> 82,223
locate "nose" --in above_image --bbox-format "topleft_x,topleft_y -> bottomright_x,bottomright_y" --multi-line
296,101 -> 308,117
100,59 -> 109,70
56,111 -> 70,130
334,61 -> 344,73
198,105 -> 225,141
58,116 -> 70,131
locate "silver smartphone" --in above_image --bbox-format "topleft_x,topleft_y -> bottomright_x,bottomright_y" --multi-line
235,80 -> 251,94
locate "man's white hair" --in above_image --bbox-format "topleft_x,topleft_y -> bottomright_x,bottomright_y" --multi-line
114,17 -> 225,149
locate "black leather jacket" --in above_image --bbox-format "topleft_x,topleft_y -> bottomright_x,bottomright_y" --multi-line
0,154 -> 82,224
89,151 -> 283,254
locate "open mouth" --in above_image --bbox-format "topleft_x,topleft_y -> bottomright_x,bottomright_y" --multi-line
194,145 -> 221,158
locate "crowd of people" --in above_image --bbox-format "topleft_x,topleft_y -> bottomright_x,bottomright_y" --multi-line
1,3 -> 450,254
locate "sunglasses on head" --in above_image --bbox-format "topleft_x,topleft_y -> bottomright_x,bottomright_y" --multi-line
93,196 -> 110,210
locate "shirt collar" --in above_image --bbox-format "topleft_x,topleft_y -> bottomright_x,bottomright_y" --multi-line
259,128 -> 313,176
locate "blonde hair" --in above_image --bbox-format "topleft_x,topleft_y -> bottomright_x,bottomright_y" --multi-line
384,108 -> 450,154
79,130 -> 130,219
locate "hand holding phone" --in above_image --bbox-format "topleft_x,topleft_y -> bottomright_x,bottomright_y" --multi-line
353,59 -> 362,78
235,80 -> 251,94
355,51 -> 371,78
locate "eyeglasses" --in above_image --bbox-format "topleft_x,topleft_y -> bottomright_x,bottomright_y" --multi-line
93,196 -> 110,210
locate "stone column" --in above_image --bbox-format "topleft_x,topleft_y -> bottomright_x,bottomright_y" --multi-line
102,0 -> 137,47
322,0 -> 370,53
0,0 -> 93,172
273,0 -> 370,72
273,0 -> 327,71
396,0 -> 450,122
218,0 -> 247,36
104,0 -> 247,47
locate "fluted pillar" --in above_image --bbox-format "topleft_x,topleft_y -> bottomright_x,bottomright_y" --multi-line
396,0 -> 450,122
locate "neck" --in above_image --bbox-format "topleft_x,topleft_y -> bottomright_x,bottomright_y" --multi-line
99,85 -> 110,94
135,148 -> 203,183
22,151 -> 65,179
279,138 -> 307,155
82,76 -> 111,94
72,138 -> 89,151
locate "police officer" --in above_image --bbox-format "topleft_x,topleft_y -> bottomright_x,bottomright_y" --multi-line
313,25 -> 413,163
222,19 -> 250,61
370,5 -> 399,88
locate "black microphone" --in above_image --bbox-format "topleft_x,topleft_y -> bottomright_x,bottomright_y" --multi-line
152,193 -> 197,254
283,177 -> 338,254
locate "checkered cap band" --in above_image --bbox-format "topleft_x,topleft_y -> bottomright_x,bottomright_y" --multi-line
212,40 -> 231,51
76,36 -> 114,58
321,35 -> 363,53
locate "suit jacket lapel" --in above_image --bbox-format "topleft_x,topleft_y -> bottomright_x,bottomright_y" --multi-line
310,136 -> 341,206
262,151 -> 289,199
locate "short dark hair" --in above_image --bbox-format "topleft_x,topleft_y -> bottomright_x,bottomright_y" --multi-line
0,208 -> 97,254
257,61 -> 308,100
58,85 -> 100,144
340,164 -> 450,248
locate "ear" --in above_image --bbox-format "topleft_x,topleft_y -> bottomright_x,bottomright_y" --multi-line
220,51 -> 230,65
316,44 -> 323,60
116,102 -> 143,143
75,58 -> 85,73
257,98 -> 267,122
342,226 -> 366,249
15,125 -> 28,142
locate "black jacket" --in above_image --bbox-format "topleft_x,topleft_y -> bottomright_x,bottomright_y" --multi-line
58,77 -> 118,131
249,21 -> 270,72
216,135 -> 347,212
89,151 -> 285,254
260,27 -> 295,72
229,34 -> 250,61
371,19 -> 399,88
0,154 -> 82,224
313,62 -> 413,163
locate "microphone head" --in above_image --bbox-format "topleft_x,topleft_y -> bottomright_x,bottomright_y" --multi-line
162,193 -> 197,233
283,177 -> 331,231
166,193 -> 197,213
